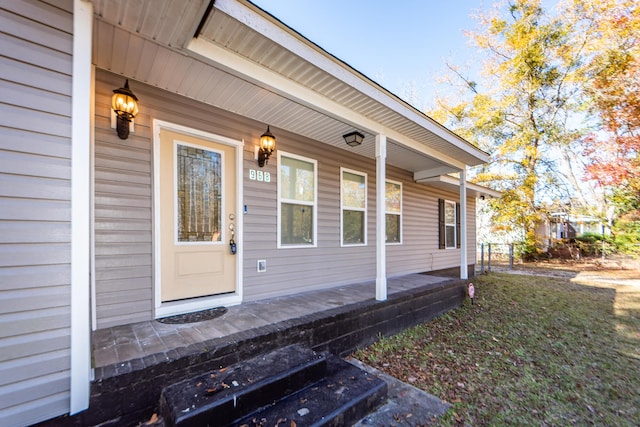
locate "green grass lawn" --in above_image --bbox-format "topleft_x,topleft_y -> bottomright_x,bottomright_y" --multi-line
353,271 -> 640,426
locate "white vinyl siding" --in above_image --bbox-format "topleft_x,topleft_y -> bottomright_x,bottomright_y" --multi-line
340,168 -> 367,246
0,1 -> 74,425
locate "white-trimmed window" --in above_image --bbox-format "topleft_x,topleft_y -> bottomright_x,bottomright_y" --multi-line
439,199 -> 460,249
278,151 -> 317,247
385,180 -> 402,244
341,168 -> 367,246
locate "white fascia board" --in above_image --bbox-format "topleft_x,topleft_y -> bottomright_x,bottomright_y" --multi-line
211,0 -> 486,166
418,174 -> 502,198
414,166 -> 461,181
188,37 -> 468,170
469,184 -> 501,198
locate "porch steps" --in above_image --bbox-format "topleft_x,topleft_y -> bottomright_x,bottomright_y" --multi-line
159,345 -> 387,427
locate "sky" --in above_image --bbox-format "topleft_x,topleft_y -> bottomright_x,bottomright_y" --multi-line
249,1 -> 599,210
250,0 -> 493,110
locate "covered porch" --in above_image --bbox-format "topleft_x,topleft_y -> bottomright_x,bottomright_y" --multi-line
81,273 -> 466,426
78,0 -> 489,421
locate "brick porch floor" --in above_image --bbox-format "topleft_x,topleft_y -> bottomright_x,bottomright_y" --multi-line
92,273 -> 451,369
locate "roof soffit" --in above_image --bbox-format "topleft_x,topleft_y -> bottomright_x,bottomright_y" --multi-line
89,0 -> 489,174
187,36 -> 468,171
91,0 -> 210,48
205,0 -> 489,166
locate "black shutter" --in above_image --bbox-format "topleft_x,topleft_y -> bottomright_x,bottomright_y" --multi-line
438,199 -> 445,249
456,202 -> 461,248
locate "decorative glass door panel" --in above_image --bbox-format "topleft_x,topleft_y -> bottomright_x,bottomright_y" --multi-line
176,144 -> 222,243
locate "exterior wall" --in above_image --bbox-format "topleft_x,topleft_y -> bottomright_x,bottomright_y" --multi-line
94,74 -> 154,328
0,1 -> 74,425
94,69 -> 265,328
244,135 -> 477,301
243,127 -> 378,301
93,69 -> 477,327
385,169 -> 476,278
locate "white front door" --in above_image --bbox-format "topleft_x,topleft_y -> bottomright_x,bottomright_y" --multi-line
158,127 -> 238,303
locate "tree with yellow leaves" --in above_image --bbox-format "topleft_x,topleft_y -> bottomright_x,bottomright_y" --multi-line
431,0 -> 584,256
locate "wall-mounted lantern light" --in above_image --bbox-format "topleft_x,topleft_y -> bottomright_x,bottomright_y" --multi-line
258,125 -> 276,167
343,130 -> 364,147
111,79 -> 139,140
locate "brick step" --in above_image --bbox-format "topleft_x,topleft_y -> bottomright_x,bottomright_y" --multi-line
235,357 -> 387,427
159,345 -> 327,427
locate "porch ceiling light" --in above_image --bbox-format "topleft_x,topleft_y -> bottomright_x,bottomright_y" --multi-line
343,130 -> 364,147
258,125 -> 276,167
111,79 -> 139,140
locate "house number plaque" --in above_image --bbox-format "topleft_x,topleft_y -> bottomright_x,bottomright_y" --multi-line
249,169 -> 271,182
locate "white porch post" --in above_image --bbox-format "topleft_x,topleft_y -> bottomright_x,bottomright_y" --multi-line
459,169 -> 468,280
376,134 -> 387,300
70,0 -> 93,414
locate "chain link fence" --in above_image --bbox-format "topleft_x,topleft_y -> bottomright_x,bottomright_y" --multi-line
476,243 -> 516,273
477,242 -> 640,274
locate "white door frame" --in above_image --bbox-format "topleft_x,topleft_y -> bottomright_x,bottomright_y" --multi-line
153,120 -> 244,317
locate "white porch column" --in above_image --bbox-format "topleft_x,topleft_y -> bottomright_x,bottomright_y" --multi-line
459,169 -> 468,280
376,134 -> 387,300
70,0 -> 93,414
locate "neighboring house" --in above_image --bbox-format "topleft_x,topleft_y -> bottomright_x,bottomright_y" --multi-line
0,0 -> 497,425
537,211 -> 604,248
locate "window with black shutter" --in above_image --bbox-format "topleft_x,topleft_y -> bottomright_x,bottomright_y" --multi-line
438,198 -> 459,249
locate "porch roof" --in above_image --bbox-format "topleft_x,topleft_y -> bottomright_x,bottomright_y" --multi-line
91,0 -> 490,177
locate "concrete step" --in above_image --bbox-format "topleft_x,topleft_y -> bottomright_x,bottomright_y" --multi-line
159,345 -> 387,427
235,357 -> 387,427
159,345 -> 327,427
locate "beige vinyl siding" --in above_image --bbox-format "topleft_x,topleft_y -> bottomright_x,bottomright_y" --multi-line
467,197 -> 477,266
243,131 -> 475,301
93,68 -> 477,324
376,168 -> 473,279
0,1 -> 73,425
93,70 -> 381,316
94,73 -> 153,328
243,130 -> 378,301
94,69 -> 266,327
386,167 -> 477,277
